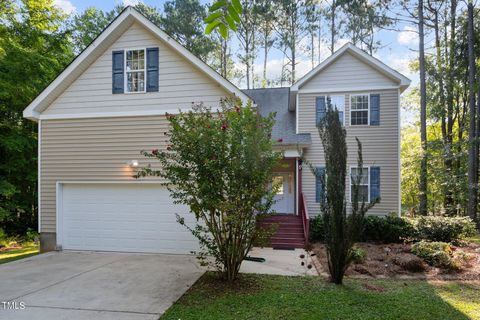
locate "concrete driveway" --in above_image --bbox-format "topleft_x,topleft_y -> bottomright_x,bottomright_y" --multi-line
0,251 -> 203,320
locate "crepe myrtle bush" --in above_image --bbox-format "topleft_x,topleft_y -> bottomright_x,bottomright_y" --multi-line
304,106 -> 378,284
136,97 -> 281,282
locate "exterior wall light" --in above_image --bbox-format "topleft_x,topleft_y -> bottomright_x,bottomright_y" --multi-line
127,160 -> 139,167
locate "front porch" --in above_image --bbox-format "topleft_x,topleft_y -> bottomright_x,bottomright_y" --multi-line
258,158 -> 309,249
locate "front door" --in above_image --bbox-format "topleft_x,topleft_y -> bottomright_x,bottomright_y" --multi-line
270,173 -> 295,214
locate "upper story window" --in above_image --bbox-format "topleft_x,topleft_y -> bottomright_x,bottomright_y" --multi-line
350,94 -> 369,125
351,167 -> 369,202
316,95 -> 345,127
125,49 -> 146,93
327,95 -> 345,126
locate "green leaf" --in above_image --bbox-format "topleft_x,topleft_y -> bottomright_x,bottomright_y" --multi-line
232,0 -> 242,13
219,23 -> 228,39
205,20 -> 221,35
227,4 -> 240,23
204,11 -> 223,24
209,0 -> 227,12
225,14 -> 237,31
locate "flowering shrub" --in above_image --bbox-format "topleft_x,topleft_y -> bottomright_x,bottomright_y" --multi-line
136,97 -> 280,282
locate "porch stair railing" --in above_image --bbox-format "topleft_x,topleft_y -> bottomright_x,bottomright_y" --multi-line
300,192 -> 309,245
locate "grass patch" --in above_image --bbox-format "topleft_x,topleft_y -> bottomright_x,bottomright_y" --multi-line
0,243 -> 39,265
434,281 -> 480,319
161,272 -> 479,320
467,233 -> 480,245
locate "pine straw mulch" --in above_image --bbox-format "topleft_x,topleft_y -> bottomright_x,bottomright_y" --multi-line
312,241 -> 480,281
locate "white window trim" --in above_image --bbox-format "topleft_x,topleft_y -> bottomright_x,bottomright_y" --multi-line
124,48 -> 147,94
350,93 -> 370,126
349,166 -> 370,203
326,94 -> 346,126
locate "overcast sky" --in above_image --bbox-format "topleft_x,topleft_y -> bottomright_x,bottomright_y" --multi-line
54,0 -> 422,125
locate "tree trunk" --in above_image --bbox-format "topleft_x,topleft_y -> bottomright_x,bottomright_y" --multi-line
291,10 -> 296,84
330,0 -> 336,54
251,31 -> 256,89
221,37 -> 228,79
263,30 -> 268,88
311,31 -> 315,69
318,9 -> 322,63
245,37 -> 251,89
467,1 -> 478,223
418,0 -> 428,215
477,76 -> 480,224
443,0 -> 457,215
291,44 -> 296,84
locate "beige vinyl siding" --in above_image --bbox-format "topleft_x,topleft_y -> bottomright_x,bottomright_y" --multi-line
43,22 -> 229,116
298,89 -> 399,216
300,52 -> 398,91
40,116 -> 169,233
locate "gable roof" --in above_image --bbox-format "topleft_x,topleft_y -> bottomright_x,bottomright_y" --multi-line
291,43 -> 411,93
23,6 -> 250,121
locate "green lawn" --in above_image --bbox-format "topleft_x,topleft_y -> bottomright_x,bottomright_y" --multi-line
0,243 -> 39,265
467,233 -> 480,245
161,272 -> 480,320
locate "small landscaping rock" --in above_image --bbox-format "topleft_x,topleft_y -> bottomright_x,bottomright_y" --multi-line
312,241 -> 480,280
392,254 -> 428,272
353,264 -> 375,277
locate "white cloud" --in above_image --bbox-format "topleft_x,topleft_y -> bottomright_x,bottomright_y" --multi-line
233,57 -> 312,88
123,0 -> 141,6
397,26 -> 419,46
387,50 -> 418,81
53,0 -> 75,14
233,38 -> 351,88
389,57 -> 414,77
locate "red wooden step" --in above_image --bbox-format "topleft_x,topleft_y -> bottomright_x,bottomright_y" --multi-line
257,214 -> 306,249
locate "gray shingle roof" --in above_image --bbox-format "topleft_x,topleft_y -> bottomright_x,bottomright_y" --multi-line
242,88 -> 311,147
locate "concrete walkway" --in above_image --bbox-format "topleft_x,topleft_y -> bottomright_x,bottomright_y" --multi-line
0,251 -> 203,320
0,247 -> 315,319
240,247 -> 318,276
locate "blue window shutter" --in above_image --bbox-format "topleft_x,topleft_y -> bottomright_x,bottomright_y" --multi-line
315,166 -> 326,203
112,50 -> 124,94
316,96 -> 326,127
146,47 -> 159,92
370,166 -> 380,202
370,94 -> 380,125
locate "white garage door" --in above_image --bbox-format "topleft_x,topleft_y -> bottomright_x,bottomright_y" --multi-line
58,183 -> 199,254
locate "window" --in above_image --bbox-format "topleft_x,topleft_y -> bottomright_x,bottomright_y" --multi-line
351,167 -> 369,202
327,95 -> 345,126
350,94 -> 369,125
125,49 -> 146,93
272,176 -> 284,195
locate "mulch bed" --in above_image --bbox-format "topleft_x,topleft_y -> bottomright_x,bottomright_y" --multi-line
312,242 -> 480,280
0,245 -> 22,252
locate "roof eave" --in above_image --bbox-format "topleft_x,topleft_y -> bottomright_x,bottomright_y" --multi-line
273,142 -> 311,148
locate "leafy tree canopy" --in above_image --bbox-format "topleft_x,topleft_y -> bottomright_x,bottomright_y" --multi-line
136,98 -> 280,281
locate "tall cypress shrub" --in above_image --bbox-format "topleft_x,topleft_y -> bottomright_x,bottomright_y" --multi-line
312,107 -> 378,284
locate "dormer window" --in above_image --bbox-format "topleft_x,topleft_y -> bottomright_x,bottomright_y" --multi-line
125,49 -> 146,93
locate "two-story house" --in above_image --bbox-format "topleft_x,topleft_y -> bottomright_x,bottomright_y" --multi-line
23,7 -> 410,253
